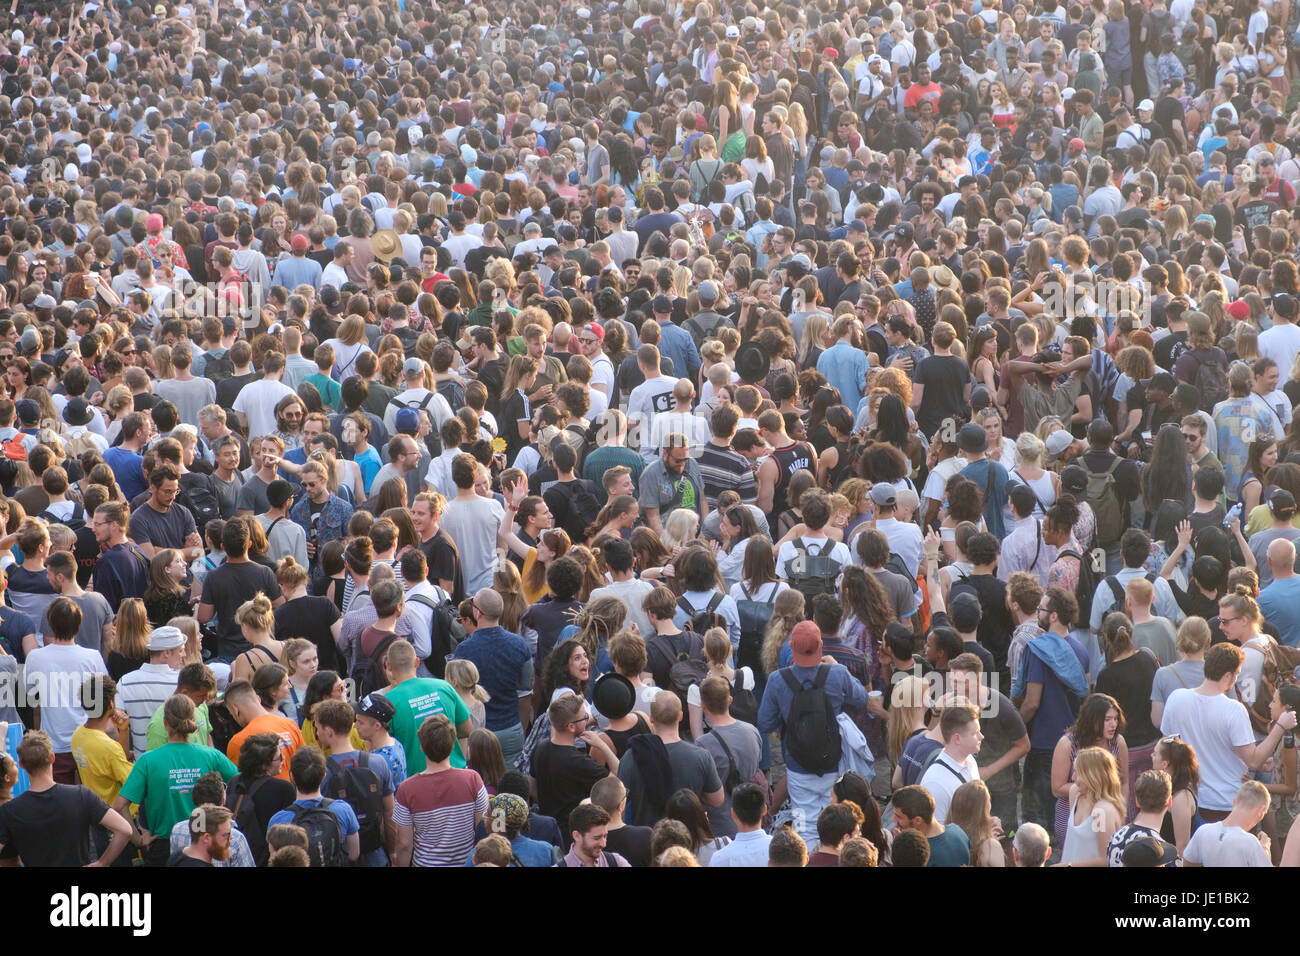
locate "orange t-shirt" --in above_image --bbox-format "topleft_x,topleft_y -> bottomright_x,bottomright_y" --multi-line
226,713 -> 304,781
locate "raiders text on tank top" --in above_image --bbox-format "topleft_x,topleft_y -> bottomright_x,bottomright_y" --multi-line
770,441 -> 815,518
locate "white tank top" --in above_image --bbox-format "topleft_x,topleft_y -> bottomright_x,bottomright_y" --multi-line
1061,795 -> 1101,864
1008,469 -> 1058,518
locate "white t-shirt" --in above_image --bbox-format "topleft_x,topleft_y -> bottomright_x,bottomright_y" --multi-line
1159,688 -> 1255,811
1258,323 -> 1300,376
920,750 -> 981,823
627,376 -> 679,461
686,667 -> 755,708
775,537 -> 852,582
231,379 -> 296,439
23,642 -> 108,751
1182,822 -> 1272,867
590,355 -> 616,400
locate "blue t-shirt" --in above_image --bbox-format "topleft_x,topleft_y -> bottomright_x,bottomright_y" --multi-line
104,446 -> 148,499
0,606 -> 36,660
369,743 -> 407,787
927,823 -> 971,867
355,446 -> 383,496
453,626 -> 532,732
268,797 -> 360,862
1259,577 -> 1300,648
1025,634 -> 1089,750
322,750 -> 394,868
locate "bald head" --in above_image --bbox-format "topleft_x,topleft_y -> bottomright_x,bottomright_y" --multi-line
1268,539 -> 1297,577
650,689 -> 682,731
672,378 -> 695,407
473,588 -> 503,622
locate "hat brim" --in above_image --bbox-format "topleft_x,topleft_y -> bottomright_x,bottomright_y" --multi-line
592,673 -> 636,720
736,343 -> 771,384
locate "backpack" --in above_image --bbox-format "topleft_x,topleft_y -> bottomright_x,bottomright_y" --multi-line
179,472 -> 222,530
289,799 -> 350,867
406,590 -> 468,679
735,583 -> 778,675
1101,572 -> 1156,622
1186,353 -> 1230,411
720,130 -> 747,163
352,631 -> 400,698
1058,547 -> 1101,629
325,751 -> 385,856
1239,639 -> 1300,735
63,431 -> 101,459
785,538 -> 843,613
39,501 -> 85,531
202,349 -> 235,384
552,479 -> 602,543
678,592 -> 727,637
649,629 -> 709,698
779,663 -> 842,774
728,670 -> 759,725
228,774 -> 273,866
436,378 -> 465,412
1086,457 -> 1125,547
710,726 -> 746,794
0,434 -> 26,462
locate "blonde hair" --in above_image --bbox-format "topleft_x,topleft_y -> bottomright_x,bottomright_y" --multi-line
113,598 -> 151,660
1074,746 -> 1126,818
281,638 -> 315,675
1176,616 -> 1211,655
167,616 -> 202,666
445,659 -> 491,703
761,588 -> 806,675
662,509 -> 700,550
888,675 -> 930,764
235,592 -> 276,635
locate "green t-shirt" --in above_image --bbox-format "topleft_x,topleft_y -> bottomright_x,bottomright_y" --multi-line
145,701 -> 212,751
304,372 -> 342,411
384,677 -> 471,774
118,741 -> 237,838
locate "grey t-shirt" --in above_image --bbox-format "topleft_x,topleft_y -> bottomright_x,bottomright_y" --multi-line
39,591 -> 114,653
237,475 -> 271,515
618,738 -> 722,828
1133,618 -> 1178,666
974,691 -> 1028,795
212,470 -> 245,519
590,579 -> 657,639
154,376 -> 218,429
697,721 -> 763,838
871,568 -> 919,621
1150,659 -> 1205,704
440,494 -> 505,593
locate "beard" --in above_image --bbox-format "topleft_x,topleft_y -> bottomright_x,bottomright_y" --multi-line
209,838 -> 231,861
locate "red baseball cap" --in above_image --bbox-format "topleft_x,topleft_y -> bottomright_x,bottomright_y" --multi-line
790,620 -> 823,666
1226,300 -> 1251,320
583,322 -> 605,341
290,234 -> 309,251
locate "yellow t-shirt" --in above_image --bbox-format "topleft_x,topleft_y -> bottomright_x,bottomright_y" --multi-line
1244,504 -> 1300,538
70,725 -> 133,805
301,718 -> 366,755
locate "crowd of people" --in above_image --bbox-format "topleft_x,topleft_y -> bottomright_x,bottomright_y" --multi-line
4,0 -> 1300,867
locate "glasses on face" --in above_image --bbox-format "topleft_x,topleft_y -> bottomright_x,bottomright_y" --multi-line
1182,433 -> 1198,442
579,336 -> 598,345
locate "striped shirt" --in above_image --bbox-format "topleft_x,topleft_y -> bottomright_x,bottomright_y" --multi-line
697,441 -> 758,506
118,662 -> 182,758
392,768 -> 488,867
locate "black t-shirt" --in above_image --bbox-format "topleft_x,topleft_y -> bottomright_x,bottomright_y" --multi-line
274,595 -> 343,673
1153,96 -> 1183,139
0,785 -> 107,866
915,353 -> 969,437
531,739 -> 610,839
604,823 -> 654,867
1152,332 -> 1186,371
201,560 -> 282,659
167,850 -> 213,866
420,528 -> 464,603
1094,650 -> 1160,746
216,372 -> 257,410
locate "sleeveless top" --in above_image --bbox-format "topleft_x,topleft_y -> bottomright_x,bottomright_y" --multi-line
1054,732 -> 1120,846
236,643 -> 277,676
605,712 -> 651,759
770,441 -> 816,518
1159,789 -> 1205,845
1061,793 -> 1104,864
826,440 -> 854,491
1008,468 -> 1058,518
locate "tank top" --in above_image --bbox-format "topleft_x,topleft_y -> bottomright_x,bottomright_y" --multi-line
1008,468 -> 1058,518
605,712 -> 651,758
770,441 -> 816,519
827,440 -> 854,491
1060,794 -> 1103,864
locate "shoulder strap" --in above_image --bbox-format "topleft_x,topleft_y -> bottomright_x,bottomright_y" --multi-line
266,516 -> 285,538
1104,457 -> 1122,478
369,631 -> 400,663
705,592 -> 724,616
1105,575 -> 1124,604
780,667 -> 804,694
813,663 -> 831,689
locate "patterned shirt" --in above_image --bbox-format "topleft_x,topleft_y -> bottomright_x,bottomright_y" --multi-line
392,767 -> 489,867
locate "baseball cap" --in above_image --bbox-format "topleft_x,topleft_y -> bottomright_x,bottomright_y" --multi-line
725,24 -> 740,37
957,422 -> 988,454
290,233 -> 309,251
1184,310 -> 1210,336
402,357 -> 424,377
868,482 -> 897,507
15,399 -> 38,425
1121,835 -> 1178,867
950,591 -> 982,631
1068,137 -> 1086,151
147,626 -> 186,652
1270,489 -> 1297,516
32,294 -> 56,310
487,792 -> 530,833
1138,99 -> 1155,112
1061,465 -> 1089,496
790,620 -> 823,666
698,280 -> 719,303
1046,429 -> 1074,460
395,407 -> 420,434
353,693 -> 396,725
1226,300 -> 1251,320
1274,293 -> 1298,320
582,322 -> 605,341
847,219 -> 868,233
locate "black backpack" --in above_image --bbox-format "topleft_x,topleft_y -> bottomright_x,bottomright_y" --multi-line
710,727 -> 746,795
552,479 -> 602,543
325,751 -> 385,857
436,378 -> 465,412
228,774 -> 273,866
1058,547 -> 1101,631
649,629 -> 709,699
785,538 -> 843,613
678,592 -> 727,637
1101,571 -> 1157,622
735,583 -> 778,676
291,801 -> 351,868
407,589 -> 468,679
179,472 -> 222,530
39,501 -> 85,531
290,799 -> 350,867
780,663 -> 842,774
202,349 -> 235,384
728,671 -> 759,725
352,632 -> 400,698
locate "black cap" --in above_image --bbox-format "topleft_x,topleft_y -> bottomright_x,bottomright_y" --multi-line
1270,489 -> 1297,515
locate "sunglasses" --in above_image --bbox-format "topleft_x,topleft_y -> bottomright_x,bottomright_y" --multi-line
579,336 -> 598,345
